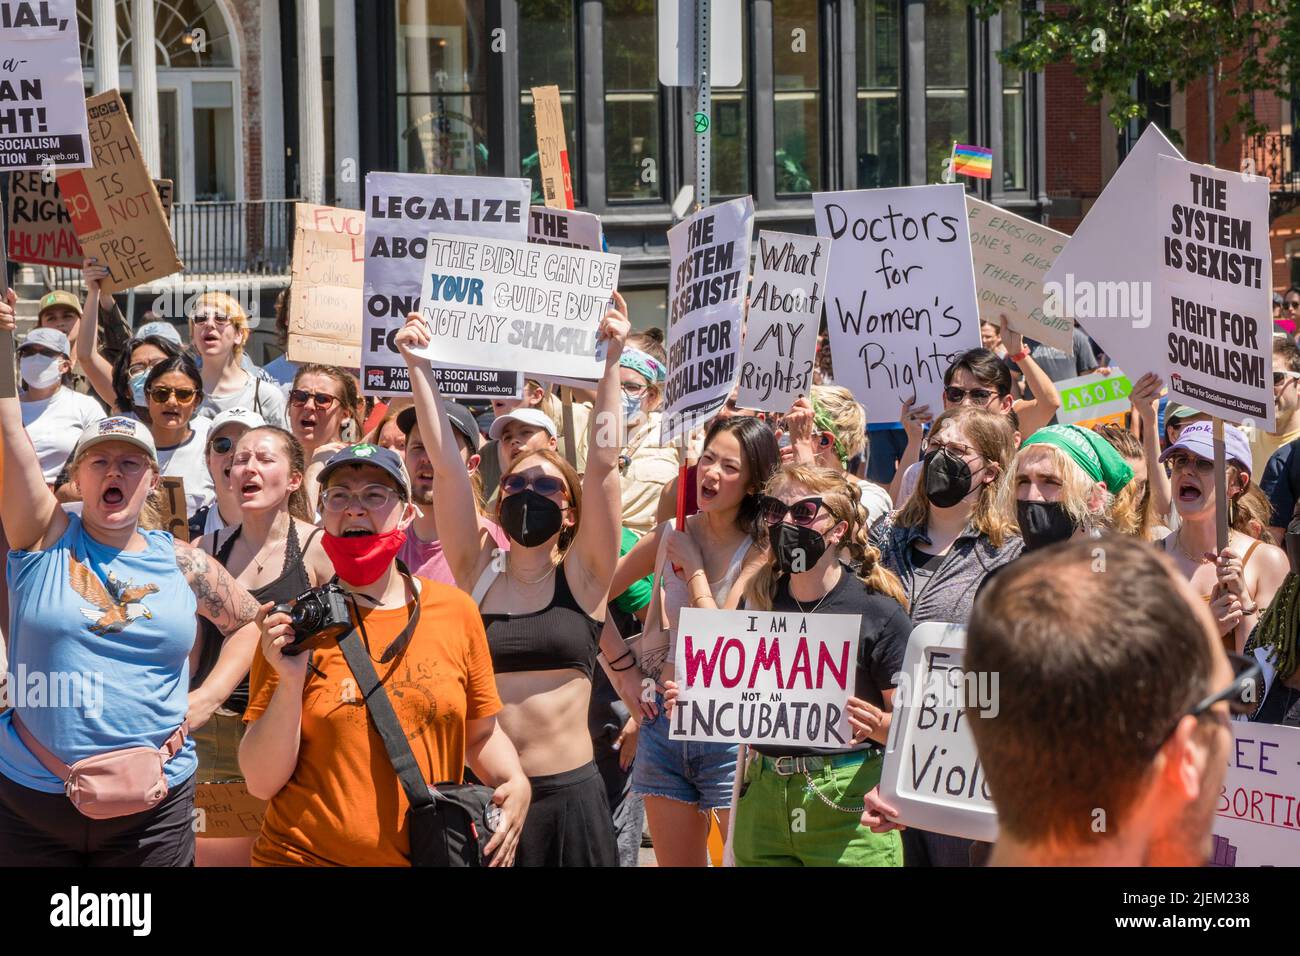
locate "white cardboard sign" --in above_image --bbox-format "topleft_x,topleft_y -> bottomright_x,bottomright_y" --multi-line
813,184 -> 982,423
1211,720 -> 1300,866
527,206 -> 603,252
0,0 -> 90,170
669,608 -> 860,747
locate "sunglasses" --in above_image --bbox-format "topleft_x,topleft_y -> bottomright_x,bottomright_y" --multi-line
1274,371 -> 1300,387
192,313 -> 234,328
944,385 -> 997,405
211,436 -> 235,455
19,346 -> 62,359
922,437 -> 979,460
1165,452 -> 1214,475
500,473 -> 567,497
148,386 -> 198,405
320,483 -> 403,513
1285,301 -> 1300,310
759,495 -> 826,527
1151,654 -> 1263,752
289,389 -> 341,410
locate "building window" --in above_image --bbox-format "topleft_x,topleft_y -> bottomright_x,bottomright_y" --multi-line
604,0 -> 662,203
1001,3 -> 1027,191
712,3 -> 750,198
77,0 -> 235,68
773,0 -> 820,195
856,0 -> 902,188
395,0 -> 489,175
925,0 -> 970,185
519,0 -> 582,205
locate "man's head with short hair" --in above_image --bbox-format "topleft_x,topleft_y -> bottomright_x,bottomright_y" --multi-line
966,536 -> 1233,866
1273,339 -> 1300,425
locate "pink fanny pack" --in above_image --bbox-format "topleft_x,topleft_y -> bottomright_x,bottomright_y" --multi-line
12,710 -> 189,820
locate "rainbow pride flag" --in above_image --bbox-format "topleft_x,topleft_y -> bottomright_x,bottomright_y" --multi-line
952,143 -> 993,179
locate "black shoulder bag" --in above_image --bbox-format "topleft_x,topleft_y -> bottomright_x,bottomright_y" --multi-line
333,572 -> 502,867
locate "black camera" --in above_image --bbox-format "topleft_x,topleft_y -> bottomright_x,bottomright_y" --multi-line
272,582 -> 353,656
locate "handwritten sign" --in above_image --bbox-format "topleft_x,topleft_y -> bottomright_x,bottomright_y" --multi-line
0,0 -> 90,170
531,84 -> 574,210
158,476 -> 188,541
361,171 -> 529,398
879,622 -> 998,842
288,202 -> 365,368
965,196 -> 1072,353
814,184 -> 981,423
663,196 -> 752,442
528,206 -> 602,251
55,90 -> 182,293
411,233 -> 619,383
669,608 -> 860,747
1210,720 -> 1300,866
194,782 -> 267,839
735,230 -> 829,412
8,172 -> 172,267
1053,369 -> 1134,427
1157,157 -> 1273,430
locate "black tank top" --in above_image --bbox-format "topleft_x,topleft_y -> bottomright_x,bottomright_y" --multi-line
191,520 -> 318,713
480,563 -> 602,679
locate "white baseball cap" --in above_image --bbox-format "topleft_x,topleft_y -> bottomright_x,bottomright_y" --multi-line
135,321 -> 184,346
75,417 -> 158,464
209,407 -> 267,436
488,407 -> 557,442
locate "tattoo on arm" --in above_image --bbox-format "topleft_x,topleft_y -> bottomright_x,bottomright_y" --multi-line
175,541 -> 261,636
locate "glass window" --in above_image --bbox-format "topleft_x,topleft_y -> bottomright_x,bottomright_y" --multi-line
395,0 -> 489,175
622,287 -> 668,333
925,0 -> 970,185
856,0 -> 902,188
711,5 -> 749,198
1001,4 -> 1026,191
78,0 -> 236,69
519,1 -> 582,205
604,0 -> 662,202
322,0 -> 336,202
773,0 -> 820,194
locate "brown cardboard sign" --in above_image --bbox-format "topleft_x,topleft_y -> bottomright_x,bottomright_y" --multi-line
55,90 -> 182,293
531,85 -> 574,210
158,476 -> 188,541
287,202 -> 365,368
194,782 -> 267,839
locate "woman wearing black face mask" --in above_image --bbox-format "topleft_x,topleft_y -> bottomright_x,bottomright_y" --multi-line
393,300 -> 632,867
866,405 -> 1020,867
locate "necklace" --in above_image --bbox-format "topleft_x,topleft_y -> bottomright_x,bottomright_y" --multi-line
243,517 -> 289,575
1173,530 -> 1214,565
790,567 -> 840,615
507,555 -> 556,586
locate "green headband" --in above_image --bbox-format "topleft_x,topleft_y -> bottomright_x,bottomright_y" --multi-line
1020,424 -> 1133,494
810,397 -> 849,466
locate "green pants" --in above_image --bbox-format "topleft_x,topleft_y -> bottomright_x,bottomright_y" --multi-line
733,751 -> 903,867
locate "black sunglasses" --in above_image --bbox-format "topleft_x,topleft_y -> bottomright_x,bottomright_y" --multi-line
944,385 -> 997,405
501,473 -> 567,497
1150,653 -> 1263,752
289,389 -> 340,410
759,495 -> 826,527
211,436 -> 235,455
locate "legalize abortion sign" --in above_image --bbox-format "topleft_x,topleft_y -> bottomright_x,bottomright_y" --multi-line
409,233 -> 620,382
669,608 -> 859,747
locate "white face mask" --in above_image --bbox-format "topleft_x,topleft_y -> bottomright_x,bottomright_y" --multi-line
20,353 -> 64,390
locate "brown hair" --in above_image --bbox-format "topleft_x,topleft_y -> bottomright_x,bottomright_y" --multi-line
895,406 -> 1016,548
745,464 -> 908,612
497,447 -> 583,553
293,364 -> 363,441
1093,424 -> 1153,540
966,536 -> 1216,847
237,425 -> 313,522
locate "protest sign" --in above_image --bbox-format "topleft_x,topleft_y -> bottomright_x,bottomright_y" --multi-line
0,0 -> 90,171
194,782 -> 266,839
528,206 -> 602,251
531,84 -> 574,210
879,622 -> 999,843
669,607 -> 859,747
1210,721 -> 1300,866
1157,156 -> 1273,430
965,196 -> 1072,353
1053,368 -> 1134,428
663,196 -> 752,441
362,172 -> 530,398
734,230 -> 829,412
410,233 -> 620,383
55,91 -> 182,293
288,202 -> 365,368
158,477 -> 188,541
813,184 -> 981,423
8,172 -> 173,267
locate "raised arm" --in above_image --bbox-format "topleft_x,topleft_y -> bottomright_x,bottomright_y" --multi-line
1001,317 -> 1061,436
569,293 -> 631,594
0,291 -> 66,551
76,259 -> 121,409
396,312 -> 488,592
1128,372 -> 1172,523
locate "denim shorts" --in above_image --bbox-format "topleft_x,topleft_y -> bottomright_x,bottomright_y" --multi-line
630,694 -> 739,811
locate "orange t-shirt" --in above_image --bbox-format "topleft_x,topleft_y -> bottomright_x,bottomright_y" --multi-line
245,578 -> 502,867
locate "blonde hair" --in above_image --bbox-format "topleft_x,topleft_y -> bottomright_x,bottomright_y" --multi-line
1001,443 -> 1113,536
189,291 -> 250,356
810,384 -> 866,460
744,463 -> 909,612
896,406 -> 1017,548
1093,424 -> 1154,540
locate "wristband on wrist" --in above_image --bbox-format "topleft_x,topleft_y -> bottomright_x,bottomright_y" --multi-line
1008,348 -> 1030,363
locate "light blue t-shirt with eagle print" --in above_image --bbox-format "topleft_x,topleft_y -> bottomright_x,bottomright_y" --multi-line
0,514 -> 197,793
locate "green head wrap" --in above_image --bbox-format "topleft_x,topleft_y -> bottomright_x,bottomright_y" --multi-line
810,396 -> 849,466
1020,424 -> 1133,494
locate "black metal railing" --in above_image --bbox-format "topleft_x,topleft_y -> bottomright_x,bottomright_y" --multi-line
1245,132 -> 1300,220
43,198 -> 301,291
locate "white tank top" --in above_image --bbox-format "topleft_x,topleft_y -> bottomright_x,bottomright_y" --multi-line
660,533 -> 753,629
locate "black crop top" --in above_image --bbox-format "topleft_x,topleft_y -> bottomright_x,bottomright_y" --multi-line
480,563 -> 602,679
